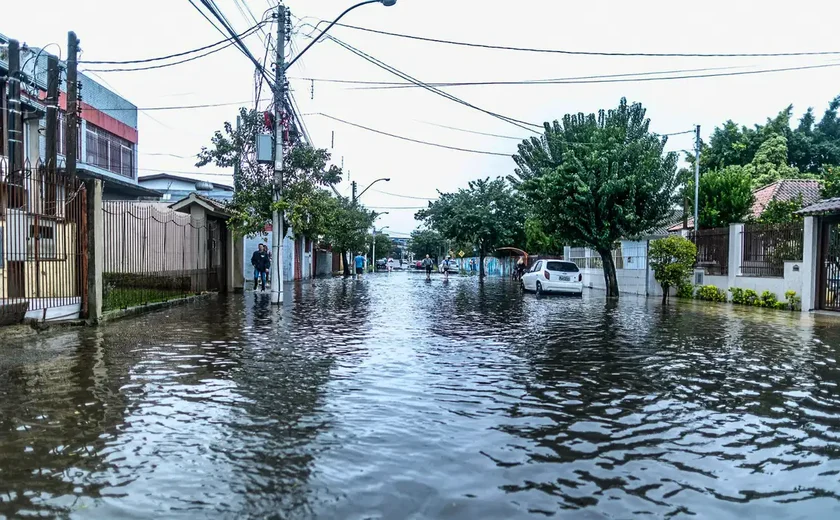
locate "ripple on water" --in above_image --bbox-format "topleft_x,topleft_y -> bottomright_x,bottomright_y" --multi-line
1,277 -> 840,518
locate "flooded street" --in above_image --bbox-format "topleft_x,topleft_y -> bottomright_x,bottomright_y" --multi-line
2,274 -> 840,518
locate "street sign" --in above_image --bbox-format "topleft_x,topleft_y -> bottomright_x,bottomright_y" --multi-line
458,250 -> 465,257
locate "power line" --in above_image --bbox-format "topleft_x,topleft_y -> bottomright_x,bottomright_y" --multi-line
322,33 -> 542,133
415,120 -> 526,141
312,112 -> 513,156
79,21 -> 267,65
371,188 -> 438,200
331,21 -> 840,58
83,99 -> 271,111
368,206 -> 427,210
81,30 -> 263,73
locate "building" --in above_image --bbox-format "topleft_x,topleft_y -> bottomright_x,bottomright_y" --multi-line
669,179 -> 822,232
138,173 -> 234,202
0,31 -> 158,199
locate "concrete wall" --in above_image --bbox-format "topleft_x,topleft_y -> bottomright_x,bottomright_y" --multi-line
581,266 -> 669,297
241,228 -> 311,285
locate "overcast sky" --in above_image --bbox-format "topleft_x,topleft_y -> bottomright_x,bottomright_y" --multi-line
7,0 -> 840,236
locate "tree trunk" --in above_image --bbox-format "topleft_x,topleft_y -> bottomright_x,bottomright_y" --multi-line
343,250 -> 351,276
598,249 -> 620,299
661,284 -> 669,305
479,251 -> 486,280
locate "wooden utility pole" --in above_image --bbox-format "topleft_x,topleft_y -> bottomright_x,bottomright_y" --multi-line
66,31 -> 80,176
7,39 -> 22,172
45,55 -> 60,168
270,4 -> 287,305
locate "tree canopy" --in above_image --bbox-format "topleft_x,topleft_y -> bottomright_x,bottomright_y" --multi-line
416,177 -> 524,278
516,98 -> 679,297
409,229 -> 445,259
688,166 -> 755,229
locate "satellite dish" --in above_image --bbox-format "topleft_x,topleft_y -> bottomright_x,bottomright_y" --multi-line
195,181 -> 213,191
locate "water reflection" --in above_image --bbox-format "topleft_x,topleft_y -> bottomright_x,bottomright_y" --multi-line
1,276 -> 840,518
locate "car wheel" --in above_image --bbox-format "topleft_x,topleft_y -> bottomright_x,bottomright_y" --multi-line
520,280 -> 526,292
536,281 -> 543,296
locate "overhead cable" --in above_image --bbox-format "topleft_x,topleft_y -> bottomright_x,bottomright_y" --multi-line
330,22 -> 840,58
79,21 -> 268,65
313,112 -> 513,156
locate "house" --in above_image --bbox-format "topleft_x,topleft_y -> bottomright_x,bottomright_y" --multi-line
138,173 -> 234,202
669,179 -> 822,231
2,31 -> 158,323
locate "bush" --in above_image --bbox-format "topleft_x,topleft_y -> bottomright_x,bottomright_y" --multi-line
758,290 -> 778,308
784,290 -> 802,311
649,236 -> 697,304
730,287 -> 746,304
696,285 -> 727,302
744,289 -> 760,306
677,284 -> 695,299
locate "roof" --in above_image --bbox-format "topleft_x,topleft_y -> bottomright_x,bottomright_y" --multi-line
169,192 -> 231,218
796,197 -> 840,215
635,209 -> 685,238
76,167 -> 162,199
138,173 -> 233,191
669,179 -> 822,231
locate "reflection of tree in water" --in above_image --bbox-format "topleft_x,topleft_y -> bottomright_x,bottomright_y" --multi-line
427,279 -> 528,342
0,330 -> 132,516
492,299 -> 840,512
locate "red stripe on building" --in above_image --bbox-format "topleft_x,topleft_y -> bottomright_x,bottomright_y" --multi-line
35,91 -> 139,144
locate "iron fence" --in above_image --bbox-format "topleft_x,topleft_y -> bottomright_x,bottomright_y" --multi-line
741,222 -> 804,277
689,227 -> 729,275
0,158 -> 87,324
102,201 -> 217,312
566,243 -> 648,271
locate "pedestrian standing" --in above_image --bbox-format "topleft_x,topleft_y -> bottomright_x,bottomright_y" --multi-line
354,252 -> 366,280
422,254 -> 434,281
251,243 -> 270,291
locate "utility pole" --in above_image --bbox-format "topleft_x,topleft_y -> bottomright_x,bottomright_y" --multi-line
351,181 -> 357,203
45,55 -> 60,168
7,39 -> 22,172
693,125 -> 701,234
372,227 -> 377,272
270,5 -> 287,305
66,32 -> 80,177
233,115 -> 241,191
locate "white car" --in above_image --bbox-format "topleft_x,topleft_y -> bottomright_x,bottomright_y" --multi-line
521,260 -> 583,296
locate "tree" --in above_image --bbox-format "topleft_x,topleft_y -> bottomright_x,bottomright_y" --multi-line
516,98 -> 679,298
649,236 -> 697,305
756,194 -> 804,224
524,218 -> 562,255
741,134 -> 804,188
687,166 -> 755,228
323,197 -> 376,276
409,229 -> 445,260
822,166 -> 840,198
196,108 -> 342,238
367,232 -> 393,262
416,177 -> 524,278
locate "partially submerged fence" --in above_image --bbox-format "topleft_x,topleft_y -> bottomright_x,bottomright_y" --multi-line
0,160 -> 88,323
741,222 -> 804,277
102,202 -> 220,312
689,226 -> 729,275
567,242 -> 648,270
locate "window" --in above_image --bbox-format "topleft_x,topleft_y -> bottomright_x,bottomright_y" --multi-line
28,220 -> 60,260
546,261 -> 579,273
56,111 -> 81,158
0,81 -> 6,157
84,124 -> 135,179
531,261 -> 542,272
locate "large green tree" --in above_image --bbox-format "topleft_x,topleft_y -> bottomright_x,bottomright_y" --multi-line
196,108 -> 342,238
409,229 -> 445,260
688,166 -> 755,228
367,232 -> 394,263
516,98 -> 679,298
323,197 -> 376,276
416,177 -> 524,278
649,235 -> 697,305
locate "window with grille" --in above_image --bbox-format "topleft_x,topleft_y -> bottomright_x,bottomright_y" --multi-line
84,124 -> 135,179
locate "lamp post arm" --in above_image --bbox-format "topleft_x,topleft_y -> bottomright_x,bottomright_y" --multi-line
285,0 -> 381,71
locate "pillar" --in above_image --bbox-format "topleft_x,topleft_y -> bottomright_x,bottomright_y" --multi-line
86,179 -> 103,323
802,216 -> 819,312
231,230 -> 244,293
728,223 -> 744,287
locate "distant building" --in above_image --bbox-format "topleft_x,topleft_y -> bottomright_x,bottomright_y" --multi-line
138,173 -> 234,202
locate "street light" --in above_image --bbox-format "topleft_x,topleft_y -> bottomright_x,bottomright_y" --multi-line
372,225 -> 390,270
285,0 -> 397,71
272,0 -> 397,304
354,177 -> 391,202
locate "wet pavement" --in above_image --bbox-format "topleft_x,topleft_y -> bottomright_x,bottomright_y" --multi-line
2,273 -> 840,519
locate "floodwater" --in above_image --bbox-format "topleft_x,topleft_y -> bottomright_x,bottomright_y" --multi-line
2,274 -> 840,519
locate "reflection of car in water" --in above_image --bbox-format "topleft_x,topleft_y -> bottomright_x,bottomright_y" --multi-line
521,260 -> 583,295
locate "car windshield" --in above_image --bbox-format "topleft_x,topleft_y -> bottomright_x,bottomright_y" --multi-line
546,261 -> 579,273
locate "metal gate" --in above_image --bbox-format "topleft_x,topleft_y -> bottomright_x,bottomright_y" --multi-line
207,219 -> 226,292
819,218 -> 840,311
1,160 -> 88,323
